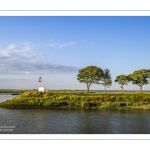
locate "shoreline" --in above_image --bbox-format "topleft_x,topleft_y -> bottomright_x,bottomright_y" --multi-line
1,91 -> 150,110
1,106 -> 150,110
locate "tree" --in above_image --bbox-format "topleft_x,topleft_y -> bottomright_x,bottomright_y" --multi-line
128,69 -> 150,93
77,66 -> 103,93
100,68 -> 112,94
114,75 -> 130,93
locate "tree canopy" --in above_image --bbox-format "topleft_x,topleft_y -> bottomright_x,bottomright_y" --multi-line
77,67 -> 150,93
114,75 -> 130,93
77,66 -> 103,93
128,69 -> 150,93
101,68 -> 112,94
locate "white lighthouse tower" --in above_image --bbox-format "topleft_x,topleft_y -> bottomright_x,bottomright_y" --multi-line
38,74 -> 45,92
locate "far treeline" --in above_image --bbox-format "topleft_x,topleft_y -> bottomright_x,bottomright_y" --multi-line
77,66 -> 150,93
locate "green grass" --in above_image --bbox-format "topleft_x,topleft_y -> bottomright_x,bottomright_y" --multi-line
1,91 -> 150,110
0,89 -> 36,93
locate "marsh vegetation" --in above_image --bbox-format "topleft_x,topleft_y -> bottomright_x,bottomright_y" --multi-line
1,91 -> 150,110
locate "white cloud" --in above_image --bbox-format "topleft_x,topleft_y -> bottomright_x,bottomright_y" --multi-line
25,71 -> 30,74
23,41 -> 35,47
38,43 -> 44,46
58,41 -> 77,48
0,43 -> 79,75
47,41 -> 77,49
48,43 -> 58,47
7,44 -> 16,50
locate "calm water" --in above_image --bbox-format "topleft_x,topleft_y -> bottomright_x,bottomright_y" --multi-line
0,94 -> 17,103
0,95 -> 150,134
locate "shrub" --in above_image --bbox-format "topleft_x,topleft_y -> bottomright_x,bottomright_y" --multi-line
2,92 -> 150,109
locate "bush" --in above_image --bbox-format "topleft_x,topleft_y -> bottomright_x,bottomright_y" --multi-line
1,92 -> 150,109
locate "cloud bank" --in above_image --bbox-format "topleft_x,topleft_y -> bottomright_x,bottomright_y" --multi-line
0,43 -> 79,75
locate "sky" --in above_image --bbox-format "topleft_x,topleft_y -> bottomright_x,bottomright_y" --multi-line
0,16 -> 150,90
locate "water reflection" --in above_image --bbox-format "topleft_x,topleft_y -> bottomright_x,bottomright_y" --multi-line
0,103 -> 150,134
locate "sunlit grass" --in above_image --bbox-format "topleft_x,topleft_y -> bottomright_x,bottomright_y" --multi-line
1,91 -> 150,109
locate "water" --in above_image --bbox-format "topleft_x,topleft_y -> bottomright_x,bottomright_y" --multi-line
0,94 -> 150,134
0,94 -> 17,103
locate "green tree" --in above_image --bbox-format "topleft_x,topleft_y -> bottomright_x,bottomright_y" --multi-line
77,66 -> 103,93
101,68 -> 112,94
114,75 -> 130,93
128,69 -> 150,93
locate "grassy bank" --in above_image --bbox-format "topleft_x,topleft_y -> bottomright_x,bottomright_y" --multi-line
0,89 -> 35,93
1,91 -> 150,110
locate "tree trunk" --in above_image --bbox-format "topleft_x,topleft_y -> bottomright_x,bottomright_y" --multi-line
140,85 -> 142,93
87,83 -> 89,93
104,85 -> 106,94
122,85 -> 124,94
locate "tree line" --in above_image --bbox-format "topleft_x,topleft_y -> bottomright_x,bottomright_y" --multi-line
77,66 -> 150,93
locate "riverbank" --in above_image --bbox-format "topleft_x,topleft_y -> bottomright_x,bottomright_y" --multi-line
1,91 -> 150,110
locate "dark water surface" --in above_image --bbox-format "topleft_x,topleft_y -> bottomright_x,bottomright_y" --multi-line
0,95 -> 150,134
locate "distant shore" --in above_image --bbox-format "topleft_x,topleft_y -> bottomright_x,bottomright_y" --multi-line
1,89 -> 150,94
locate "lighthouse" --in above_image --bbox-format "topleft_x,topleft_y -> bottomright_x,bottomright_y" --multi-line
38,75 -> 45,92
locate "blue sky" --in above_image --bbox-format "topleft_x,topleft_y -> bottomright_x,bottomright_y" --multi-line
0,16 -> 150,90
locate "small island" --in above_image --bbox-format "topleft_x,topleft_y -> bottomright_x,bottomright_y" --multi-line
1,67 -> 150,110
1,91 -> 150,110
